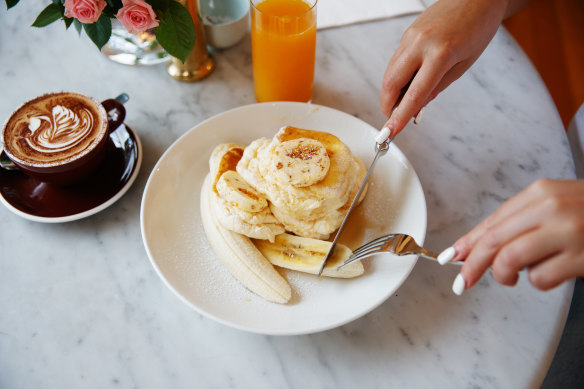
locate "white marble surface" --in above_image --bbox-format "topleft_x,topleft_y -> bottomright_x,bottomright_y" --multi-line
0,1 -> 577,388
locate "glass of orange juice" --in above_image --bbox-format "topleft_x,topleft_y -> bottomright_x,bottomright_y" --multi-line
250,0 -> 317,102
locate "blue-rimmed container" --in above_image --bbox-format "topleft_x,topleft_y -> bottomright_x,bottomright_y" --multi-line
199,0 -> 250,49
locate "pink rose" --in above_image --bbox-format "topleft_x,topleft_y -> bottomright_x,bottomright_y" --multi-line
64,0 -> 107,24
116,0 -> 160,34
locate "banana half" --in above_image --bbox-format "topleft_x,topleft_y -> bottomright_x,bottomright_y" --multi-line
253,234 -> 364,278
201,173 -> 292,304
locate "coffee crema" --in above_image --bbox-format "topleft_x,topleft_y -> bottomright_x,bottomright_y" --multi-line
2,92 -> 107,167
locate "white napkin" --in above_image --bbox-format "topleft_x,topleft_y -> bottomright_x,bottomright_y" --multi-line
317,0 -> 425,30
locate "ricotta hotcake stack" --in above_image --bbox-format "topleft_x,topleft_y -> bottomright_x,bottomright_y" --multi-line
237,126 -> 367,240
200,126 -> 367,303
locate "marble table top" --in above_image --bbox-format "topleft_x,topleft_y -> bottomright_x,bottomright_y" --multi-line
0,1 -> 577,388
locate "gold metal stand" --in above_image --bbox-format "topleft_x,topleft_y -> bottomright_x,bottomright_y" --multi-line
167,0 -> 214,82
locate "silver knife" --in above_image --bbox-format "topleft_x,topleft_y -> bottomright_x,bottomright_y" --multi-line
316,75 -> 417,276
317,134 -> 394,276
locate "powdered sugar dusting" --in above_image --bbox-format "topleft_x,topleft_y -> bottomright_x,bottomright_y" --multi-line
282,269 -> 319,301
180,217 -> 256,301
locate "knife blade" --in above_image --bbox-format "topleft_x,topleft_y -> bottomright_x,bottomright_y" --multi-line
316,75 -> 417,276
317,135 -> 394,276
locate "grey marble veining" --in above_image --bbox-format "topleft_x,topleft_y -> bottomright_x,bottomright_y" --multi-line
0,1 -> 576,388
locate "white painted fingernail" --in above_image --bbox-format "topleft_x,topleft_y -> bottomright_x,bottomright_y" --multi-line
452,273 -> 466,296
414,107 -> 425,124
437,246 -> 456,265
376,127 -> 391,144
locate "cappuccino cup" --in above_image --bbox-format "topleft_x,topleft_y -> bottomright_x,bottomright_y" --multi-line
0,92 -> 126,186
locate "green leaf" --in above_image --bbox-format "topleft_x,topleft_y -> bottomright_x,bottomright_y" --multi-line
101,1 -> 122,19
147,0 -> 166,10
154,1 -> 195,62
83,15 -> 112,50
74,19 -> 83,35
32,3 -> 64,27
64,17 -> 73,29
109,0 -> 123,8
6,0 -> 20,9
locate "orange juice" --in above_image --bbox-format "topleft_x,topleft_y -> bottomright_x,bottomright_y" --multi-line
250,0 -> 317,102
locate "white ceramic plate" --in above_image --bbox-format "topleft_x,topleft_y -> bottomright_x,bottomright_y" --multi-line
140,102 -> 426,335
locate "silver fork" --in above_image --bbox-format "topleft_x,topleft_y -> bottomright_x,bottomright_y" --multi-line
339,233 -> 462,269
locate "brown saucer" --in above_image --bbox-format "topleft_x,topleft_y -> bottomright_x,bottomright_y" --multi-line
0,124 -> 141,222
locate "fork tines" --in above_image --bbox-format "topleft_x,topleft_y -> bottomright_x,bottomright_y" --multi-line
342,234 -> 396,267
349,234 -> 394,257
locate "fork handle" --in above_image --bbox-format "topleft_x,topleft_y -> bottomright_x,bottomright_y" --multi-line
419,250 -> 464,266
418,248 -> 438,260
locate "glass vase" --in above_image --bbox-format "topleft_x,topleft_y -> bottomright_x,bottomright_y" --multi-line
102,20 -> 169,66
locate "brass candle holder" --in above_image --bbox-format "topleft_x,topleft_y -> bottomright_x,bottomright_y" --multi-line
167,0 -> 215,82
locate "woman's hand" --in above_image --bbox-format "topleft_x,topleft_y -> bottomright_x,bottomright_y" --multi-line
380,0 -> 515,136
442,179 -> 584,294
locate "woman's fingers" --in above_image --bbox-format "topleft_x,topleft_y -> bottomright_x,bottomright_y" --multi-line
385,62 -> 442,134
525,199 -> 584,289
383,60 -> 449,136
489,227 -> 561,286
447,179 -> 584,294
428,57 -> 477,101
528,251 -> 584,291
380,50 -> 419,118
451,179 -> 578,261
409,59 -> 478,124
458,199 -> 545,289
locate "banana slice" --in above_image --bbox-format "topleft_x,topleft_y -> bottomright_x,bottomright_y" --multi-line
201,174 -> 292,304
253,233 -> 364,278
210,143 -> 244,187
216,170 -> 268,213
272,137 -> 330,187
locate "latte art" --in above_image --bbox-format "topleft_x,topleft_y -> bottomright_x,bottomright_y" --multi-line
2,92 -> 107,168
26,105 -> 94,153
